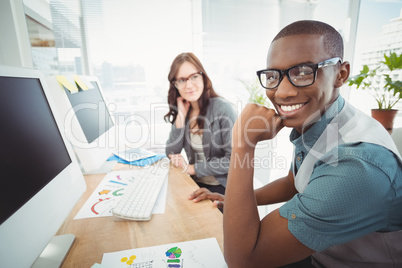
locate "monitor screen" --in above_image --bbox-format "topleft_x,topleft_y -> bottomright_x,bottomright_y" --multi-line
0,66 -> 86,268
46,75 -> 117,174
0,76 -> 71,225
64,81 -> 114,144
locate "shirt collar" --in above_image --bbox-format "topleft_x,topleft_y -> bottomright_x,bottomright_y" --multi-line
290,95 -> 345,151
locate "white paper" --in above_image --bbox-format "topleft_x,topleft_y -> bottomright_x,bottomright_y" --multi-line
74,170 -> 167,220
101,238 -> 227,268
114,148 -> 157,162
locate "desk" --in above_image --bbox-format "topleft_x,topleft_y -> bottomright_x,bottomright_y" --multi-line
56,163 -> 224,268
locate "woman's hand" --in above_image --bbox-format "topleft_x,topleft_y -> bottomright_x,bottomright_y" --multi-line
169,153 -> 187,170
169,154 -> 195,175
175,97 -> 190,128
189,187 -> 225,208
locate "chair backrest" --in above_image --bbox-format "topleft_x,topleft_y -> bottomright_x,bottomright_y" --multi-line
391,127 -> 402,155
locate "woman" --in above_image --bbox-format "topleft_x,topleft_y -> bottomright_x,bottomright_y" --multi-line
164,52 -> 237,196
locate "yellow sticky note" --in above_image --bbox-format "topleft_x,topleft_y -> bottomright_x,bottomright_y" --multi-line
79,76 -> 94,90
56,75 -> 78,93
73,75 -> 89,91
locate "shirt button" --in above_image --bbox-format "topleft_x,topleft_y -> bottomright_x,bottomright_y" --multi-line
291,214 -> 296,219
296,157 -> 301,161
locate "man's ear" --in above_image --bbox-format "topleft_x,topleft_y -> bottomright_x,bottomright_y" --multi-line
334,61 -> 350,88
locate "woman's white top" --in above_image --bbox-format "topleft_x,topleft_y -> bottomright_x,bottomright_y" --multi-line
190,133 -> 220,186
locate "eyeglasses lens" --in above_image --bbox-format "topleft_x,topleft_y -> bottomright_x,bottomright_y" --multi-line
260,71 -> 280,89
189,73 -> 200,82
289,66 -> 315,86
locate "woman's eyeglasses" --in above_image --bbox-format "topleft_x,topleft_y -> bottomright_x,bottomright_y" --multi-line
172,72 -> 203,90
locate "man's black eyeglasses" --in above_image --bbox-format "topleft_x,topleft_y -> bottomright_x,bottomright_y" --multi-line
256,57 -> 342,90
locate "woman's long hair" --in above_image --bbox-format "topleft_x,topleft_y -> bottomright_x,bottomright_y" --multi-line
164,52 -> 219,130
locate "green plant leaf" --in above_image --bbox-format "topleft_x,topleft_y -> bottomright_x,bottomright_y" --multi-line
385,76 -> 402,95
381,52 -> 402,71
239,77 -> 270,107
348,51 -> 402,110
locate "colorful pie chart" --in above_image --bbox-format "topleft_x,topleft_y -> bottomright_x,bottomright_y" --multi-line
165,247 -> 182,258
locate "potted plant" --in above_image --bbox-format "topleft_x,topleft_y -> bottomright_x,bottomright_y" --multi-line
348,52 -> 402,133
239,77 -> 271,107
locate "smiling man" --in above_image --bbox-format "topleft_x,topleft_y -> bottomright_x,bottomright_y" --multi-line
223,20 -> 402,267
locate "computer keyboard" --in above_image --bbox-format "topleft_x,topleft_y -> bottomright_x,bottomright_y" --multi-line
112,164 -> 169,221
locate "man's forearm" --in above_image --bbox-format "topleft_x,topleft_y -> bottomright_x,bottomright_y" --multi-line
223,147 -> 261,267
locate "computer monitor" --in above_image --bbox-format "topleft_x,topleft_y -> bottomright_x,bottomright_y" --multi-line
46,75 -> 117,174
0,65 -> 86,268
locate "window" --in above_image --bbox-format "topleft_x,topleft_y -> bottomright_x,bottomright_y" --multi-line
23,0 -> 402,137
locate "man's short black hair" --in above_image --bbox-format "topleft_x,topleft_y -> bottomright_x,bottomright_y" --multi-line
273,20 -> 344,59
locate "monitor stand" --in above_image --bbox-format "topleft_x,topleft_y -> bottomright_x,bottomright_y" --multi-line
32,234 -> 75,268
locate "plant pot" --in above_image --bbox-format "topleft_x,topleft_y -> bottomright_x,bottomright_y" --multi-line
371,109 -> 398,134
